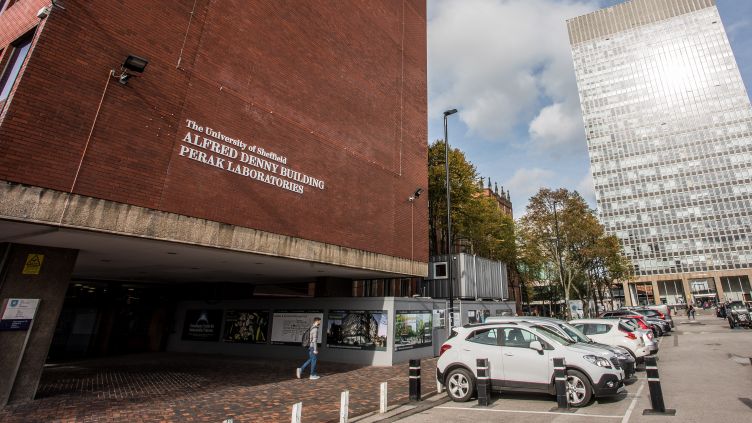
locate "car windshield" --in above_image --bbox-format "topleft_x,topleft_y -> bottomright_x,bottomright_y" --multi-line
558,323 -> 591,343
533,325 -> 574,345
728,302 -> 747,310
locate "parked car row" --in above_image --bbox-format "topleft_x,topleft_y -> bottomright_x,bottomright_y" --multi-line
720,301 -> 752,329
435,312 -> 662,407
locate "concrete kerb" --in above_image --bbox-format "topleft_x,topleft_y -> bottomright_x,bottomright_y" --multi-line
350,390 -> 449,423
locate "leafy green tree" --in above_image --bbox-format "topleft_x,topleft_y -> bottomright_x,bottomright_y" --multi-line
518,188 -> 633,318
427,140 -> 515,262
428,140 -> 482,255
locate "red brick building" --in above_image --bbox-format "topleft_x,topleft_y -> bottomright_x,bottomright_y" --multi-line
0,0 -> 426,404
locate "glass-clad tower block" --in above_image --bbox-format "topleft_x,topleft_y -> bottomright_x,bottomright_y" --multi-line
568,0 -> 752,285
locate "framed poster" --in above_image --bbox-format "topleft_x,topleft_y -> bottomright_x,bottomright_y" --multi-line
181,309 -> 223,341
326,310 -> 387,350
270,310 -> 323,345
223,310 -> 269,343
432,309 -> 445,328
394,311 -> 433,351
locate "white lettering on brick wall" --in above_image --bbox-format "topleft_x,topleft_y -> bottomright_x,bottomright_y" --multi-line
179,119 -> 326,194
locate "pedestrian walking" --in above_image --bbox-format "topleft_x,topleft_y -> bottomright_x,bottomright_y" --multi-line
687,304 -> 695,320
297,317 -> 321,380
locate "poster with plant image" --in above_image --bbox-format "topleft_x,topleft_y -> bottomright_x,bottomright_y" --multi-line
223,310 -> 269,343
326,310 -> 387,350
394,311 -> 433,351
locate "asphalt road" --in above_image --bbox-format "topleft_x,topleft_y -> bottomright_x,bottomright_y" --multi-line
395,311 -> 752,423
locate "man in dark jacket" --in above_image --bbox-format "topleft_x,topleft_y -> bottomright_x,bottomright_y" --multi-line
297,317 -> 321,380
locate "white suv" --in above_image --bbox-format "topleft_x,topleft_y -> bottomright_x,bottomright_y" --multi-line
437,322 -> 625,407
569,319 -> 651,362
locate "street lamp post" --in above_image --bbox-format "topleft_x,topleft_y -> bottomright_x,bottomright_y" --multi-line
444,108 -> 458,327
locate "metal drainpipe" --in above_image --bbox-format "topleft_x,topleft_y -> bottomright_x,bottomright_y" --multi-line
473,254 -> 478,300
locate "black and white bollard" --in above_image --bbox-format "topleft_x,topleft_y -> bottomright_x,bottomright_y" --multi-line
340,390 -> 349,423
642,356 -> 676,415
476,358 -> 491,406
291,402 -> 302,423
553,358 -> 569,410
379,382 -> 388,414
409,359 -> 421,402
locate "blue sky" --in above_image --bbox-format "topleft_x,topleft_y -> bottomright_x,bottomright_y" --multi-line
427,0 -> 752,218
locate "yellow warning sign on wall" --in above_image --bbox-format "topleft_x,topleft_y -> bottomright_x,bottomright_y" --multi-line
22,254 -> 44,275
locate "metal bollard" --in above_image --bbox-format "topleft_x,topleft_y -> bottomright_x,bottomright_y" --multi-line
476,358 -> 491,406
379,382 -> 388,413
409,359 -> 421,401
553,358 -> 569,410
291,402 -> 302,423
340,390 -> 349,423
642,356 -> 676,415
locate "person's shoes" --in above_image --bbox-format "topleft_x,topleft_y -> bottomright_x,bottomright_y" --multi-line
296,368 -> 301,379
309,375 -> 320,380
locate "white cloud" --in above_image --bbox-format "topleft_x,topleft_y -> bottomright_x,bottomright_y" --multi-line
576,172 -> 596,207
505,167 -> 557,215
528,99 -> 585,149
428,0 -> 598,141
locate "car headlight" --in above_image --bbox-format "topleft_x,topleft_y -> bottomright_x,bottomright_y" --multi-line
583,355 -> 612,368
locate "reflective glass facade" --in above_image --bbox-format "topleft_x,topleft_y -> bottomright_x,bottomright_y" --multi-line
569,1 -> 752,277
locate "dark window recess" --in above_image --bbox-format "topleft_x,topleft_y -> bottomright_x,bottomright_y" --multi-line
0,31 -> 34,110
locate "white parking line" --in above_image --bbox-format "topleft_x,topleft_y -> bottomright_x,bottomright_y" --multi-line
434,406 -> 622,418
621,381 -> 646,423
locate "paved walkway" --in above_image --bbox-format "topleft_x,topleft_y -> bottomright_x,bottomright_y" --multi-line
0,353 -> 439,422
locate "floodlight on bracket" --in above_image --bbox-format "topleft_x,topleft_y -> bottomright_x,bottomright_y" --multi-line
111,55 -> 149,85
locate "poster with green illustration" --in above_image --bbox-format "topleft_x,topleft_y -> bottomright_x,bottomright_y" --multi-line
394,310 -> 432,351
223,310 -> 269,343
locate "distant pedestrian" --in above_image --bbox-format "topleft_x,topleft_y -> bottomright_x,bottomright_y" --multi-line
688,305 -> 695,320
297,317 -> 322,380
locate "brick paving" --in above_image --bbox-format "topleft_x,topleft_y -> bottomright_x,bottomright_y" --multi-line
0,353 -> 440,423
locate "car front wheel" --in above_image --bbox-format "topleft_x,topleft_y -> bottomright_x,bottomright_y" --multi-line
445,368 -> 475,402
566,370 -> 593,407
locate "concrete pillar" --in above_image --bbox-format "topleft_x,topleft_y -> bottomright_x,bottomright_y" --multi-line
681,277 -> 692,305
651,281 -> 661,305
712,275 -> 725,302
0,243 -> 77,406
622,281 -> 632,306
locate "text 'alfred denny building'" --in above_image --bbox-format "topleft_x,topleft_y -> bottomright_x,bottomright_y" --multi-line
0,0 -> 511,407
568,0 -> 752,307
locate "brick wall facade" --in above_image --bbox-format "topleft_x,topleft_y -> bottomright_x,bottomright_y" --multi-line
0,0 -> 428,262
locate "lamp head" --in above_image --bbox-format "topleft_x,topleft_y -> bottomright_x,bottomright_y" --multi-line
409,187 -> 424,202
443,109 -> 458,116
122,55 -> 148,73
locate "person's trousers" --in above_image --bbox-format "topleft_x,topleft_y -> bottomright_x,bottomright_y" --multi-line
300,346 -> 318,376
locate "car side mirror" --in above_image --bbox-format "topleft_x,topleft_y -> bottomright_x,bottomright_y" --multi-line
529,340 -> 544,354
